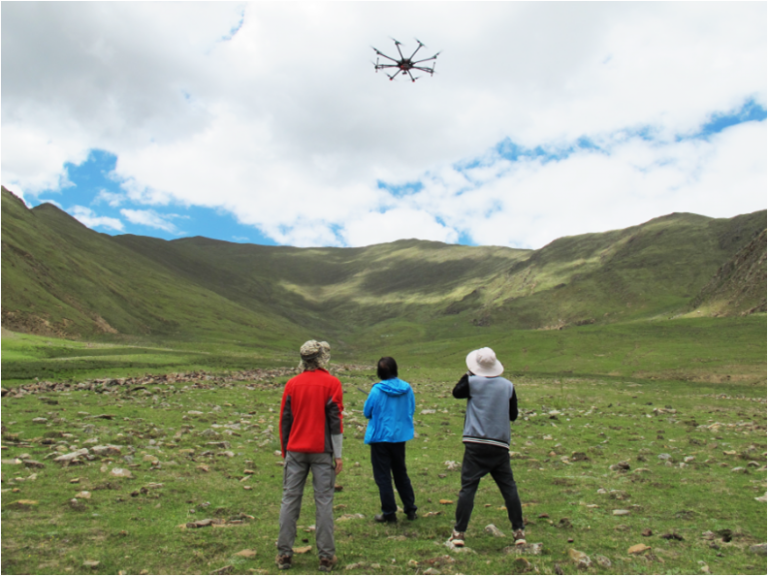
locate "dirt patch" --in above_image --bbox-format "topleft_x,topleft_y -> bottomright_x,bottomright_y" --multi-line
1,327 -> 19,339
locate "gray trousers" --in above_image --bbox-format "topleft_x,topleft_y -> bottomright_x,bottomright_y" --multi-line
277,451 -> 337,558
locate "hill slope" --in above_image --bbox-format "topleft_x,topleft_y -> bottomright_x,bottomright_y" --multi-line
690,228 -> 767,316
1,188 -> 304,347
2,187 -> 765,346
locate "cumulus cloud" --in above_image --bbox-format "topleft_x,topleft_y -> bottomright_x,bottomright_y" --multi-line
2,2 -> 765,248
120,209 -> 182,234
69,206 -> 124,232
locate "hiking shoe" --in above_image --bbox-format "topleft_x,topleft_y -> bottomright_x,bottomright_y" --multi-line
374,513 -> 397,523
406,511 -> 418,521
318,555 -> 338,572
449,529 -> 465,547
513,529 -> 526,546
275,554 -> 292,570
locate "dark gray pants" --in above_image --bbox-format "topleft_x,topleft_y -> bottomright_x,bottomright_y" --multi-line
454,442 -> 524,532
277,451 -> 336,558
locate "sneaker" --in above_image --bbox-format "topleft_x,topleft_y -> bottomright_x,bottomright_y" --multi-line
449,529 -> 465,547
513,528 -> 526,546
318,555 -> 338,572
406,511 -> 418,521
374,513 -> 397,523
275,554 -> 292,570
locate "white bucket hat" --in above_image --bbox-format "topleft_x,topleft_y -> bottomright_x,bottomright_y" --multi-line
466,347 -> 504,377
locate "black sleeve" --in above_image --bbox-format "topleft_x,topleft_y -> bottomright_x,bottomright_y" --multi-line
509,388 -> 518,422
452,374 -> 470,399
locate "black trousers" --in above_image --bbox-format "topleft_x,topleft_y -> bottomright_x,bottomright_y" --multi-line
370,442 -> 417,517
454,442 -> 524,532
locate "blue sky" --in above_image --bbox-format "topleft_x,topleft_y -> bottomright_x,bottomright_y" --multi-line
4,2 -> 766,249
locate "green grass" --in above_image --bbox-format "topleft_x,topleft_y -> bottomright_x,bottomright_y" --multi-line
2,367 -> 766,575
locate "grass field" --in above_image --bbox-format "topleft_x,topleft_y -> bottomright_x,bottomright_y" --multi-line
2,321 -> 767,575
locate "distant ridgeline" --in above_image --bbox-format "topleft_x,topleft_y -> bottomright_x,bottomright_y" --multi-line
2,186 -> 766,342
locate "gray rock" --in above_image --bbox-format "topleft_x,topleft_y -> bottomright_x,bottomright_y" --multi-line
504,542 -> 543,556
749,543 -> 767,555
91,445 -> 122,456
484,524 -> 505,537
595,555 -> 611,568
54,448 -> 90,463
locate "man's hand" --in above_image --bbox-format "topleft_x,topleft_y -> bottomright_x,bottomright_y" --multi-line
334,458 -> 343,475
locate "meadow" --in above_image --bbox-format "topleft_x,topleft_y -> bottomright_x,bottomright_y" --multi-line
2,317 -> 766,575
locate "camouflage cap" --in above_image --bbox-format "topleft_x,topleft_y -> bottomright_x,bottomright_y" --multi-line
299,340 -> 331,369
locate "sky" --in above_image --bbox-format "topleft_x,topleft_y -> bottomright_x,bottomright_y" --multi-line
2,2 -> 766,250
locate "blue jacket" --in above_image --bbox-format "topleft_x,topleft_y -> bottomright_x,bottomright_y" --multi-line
363,378 -> 415,444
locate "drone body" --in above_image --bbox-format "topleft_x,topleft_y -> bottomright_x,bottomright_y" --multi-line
373,38 -> 440,82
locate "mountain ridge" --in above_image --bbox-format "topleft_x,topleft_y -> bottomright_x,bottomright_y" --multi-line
2,187 -> 765,346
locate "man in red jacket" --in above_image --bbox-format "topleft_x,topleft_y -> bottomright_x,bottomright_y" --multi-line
276,340 -> 344,572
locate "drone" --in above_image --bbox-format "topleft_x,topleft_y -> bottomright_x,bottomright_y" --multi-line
372,38 -> 440,82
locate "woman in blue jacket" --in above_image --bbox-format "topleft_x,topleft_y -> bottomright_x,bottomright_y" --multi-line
364,356 -> 418,523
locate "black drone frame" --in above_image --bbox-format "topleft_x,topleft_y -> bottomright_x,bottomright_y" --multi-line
372,38 -> 440,82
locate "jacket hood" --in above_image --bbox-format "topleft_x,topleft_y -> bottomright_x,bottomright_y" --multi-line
376,377 -> 410,396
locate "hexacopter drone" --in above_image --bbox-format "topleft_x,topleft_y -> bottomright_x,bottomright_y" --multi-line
372,38 -> 440,82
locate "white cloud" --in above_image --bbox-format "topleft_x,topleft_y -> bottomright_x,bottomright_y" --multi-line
94,189 -> 126,207
2,2 -> 765,248
68,206 -> 124,232
120,209 -> 180,233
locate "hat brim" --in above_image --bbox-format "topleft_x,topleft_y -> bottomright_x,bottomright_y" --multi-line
466,350 -> 504,378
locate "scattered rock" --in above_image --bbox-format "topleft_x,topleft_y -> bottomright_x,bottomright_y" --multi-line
211,565 -> 233,575
613,509 -> 631,516
75,491 -> 92,499
642,529 -> 653,537
444,461 -> 459,471
83,560 -> 100,568
628,544 -> 651,554
234,550 -> 257,558
595,555 -> 611,568
91,445 -> 122,456
484,524 -> 505,537
749,543 -> 767,555
609,461 -> 630,472
568,548 -> 591,568
110,468 -> 133,478
292,546 -> 312,554
54,448 -> 90,464
7,499 -> 39,509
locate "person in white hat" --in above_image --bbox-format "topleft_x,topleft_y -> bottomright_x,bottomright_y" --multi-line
448,347 -> 525,548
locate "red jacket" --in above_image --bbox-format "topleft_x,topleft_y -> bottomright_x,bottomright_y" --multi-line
280,368 -> 344,456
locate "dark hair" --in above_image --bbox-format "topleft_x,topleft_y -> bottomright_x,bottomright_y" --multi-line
377,356 -> 398,380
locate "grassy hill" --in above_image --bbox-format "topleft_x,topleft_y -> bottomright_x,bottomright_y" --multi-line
2,186 -> 765,353
1,188 -> 305,349
689,229 -> 767,316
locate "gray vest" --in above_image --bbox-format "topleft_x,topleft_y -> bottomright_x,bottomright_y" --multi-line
462,375 -> 515,449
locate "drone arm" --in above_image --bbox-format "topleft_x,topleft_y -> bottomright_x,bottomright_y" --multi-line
413,53 -> 440,64
372,48 -> 400,63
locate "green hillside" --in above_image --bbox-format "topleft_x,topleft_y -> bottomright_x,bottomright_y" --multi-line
689,228 -> 767,316
2,186 -> 765,352
1,188 -> 304,349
